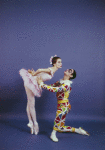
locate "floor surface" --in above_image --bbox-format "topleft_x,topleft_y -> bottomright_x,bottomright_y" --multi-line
0,113 -> 105,150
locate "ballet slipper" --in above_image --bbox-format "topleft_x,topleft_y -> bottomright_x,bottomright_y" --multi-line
50,132 -> 58,142
79,127 -> 90,136
34,122 -> 39,135
27,123 -> 34,134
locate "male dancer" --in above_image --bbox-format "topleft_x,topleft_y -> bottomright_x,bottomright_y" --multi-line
37,69 -> 89,142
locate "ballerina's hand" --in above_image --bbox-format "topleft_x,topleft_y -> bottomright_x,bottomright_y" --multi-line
28,69 -> 32,73
31,68 -> 36,76
37,76 -> 43,85
28,69 -> 36,76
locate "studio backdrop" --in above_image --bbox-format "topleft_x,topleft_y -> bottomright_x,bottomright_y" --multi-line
0,0 -> 105,120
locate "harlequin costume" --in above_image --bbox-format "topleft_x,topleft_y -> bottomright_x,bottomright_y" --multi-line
40,79 -> 75,132
40,78 -> 90,142
19,68 -> 54,97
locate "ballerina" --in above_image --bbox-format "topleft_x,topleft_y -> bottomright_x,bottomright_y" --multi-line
19,55 -> 62,135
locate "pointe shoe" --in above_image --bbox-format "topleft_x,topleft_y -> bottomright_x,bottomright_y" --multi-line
79,127 -> 90,136
33,123 -> 39,135
50,134 -> 59,142
27,123 -> 34,134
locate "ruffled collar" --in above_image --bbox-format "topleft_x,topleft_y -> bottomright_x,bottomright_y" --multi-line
60,79 -> 73,86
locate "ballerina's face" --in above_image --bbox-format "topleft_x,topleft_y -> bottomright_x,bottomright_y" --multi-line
55,59 -> 62,68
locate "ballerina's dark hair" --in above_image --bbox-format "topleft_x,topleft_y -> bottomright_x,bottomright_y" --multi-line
52,56 -> 61,66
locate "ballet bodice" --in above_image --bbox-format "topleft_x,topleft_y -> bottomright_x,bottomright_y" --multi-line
33,68 -> 54,82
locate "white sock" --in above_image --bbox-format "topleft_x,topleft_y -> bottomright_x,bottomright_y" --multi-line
75,127 -> 89,136
50,130 -> 58,142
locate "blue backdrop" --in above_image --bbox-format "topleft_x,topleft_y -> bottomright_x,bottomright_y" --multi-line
0,0 -> 105,120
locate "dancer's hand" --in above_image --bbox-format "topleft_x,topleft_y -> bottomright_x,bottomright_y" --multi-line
28,68 -> 36,76
37,76 -> 43,85
28,69 -> 32,73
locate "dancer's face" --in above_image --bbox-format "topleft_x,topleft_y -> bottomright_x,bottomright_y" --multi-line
54,59 -> 62,68
64,69 -> 74,78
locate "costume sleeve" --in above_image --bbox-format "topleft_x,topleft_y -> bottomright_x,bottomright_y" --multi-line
49,81 -> 60,87
40,82 -> 70,92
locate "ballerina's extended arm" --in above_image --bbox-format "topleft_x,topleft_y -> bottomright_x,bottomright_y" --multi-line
28,68 -> 52,76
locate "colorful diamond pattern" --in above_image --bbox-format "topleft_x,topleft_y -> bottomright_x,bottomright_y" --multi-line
53,103 -> 72,132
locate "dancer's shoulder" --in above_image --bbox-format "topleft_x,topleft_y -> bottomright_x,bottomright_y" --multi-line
47,67 -> 54,76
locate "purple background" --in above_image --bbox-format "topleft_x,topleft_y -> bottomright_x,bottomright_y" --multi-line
0,0 -> 105,119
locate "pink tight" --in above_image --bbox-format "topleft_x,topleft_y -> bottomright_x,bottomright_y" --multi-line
24,85 -> 39,135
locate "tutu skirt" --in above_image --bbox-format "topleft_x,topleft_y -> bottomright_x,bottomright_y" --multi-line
19,69 -> 42,97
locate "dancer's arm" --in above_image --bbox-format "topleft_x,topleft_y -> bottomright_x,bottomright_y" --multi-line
49,81 -> 61,87
28,68 -> 52,76
39,82 -> 70,92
